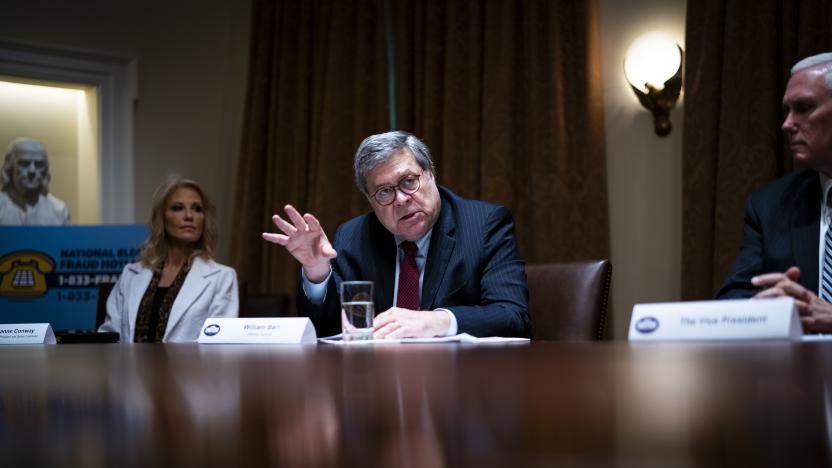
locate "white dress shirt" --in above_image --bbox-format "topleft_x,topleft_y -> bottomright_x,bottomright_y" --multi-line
818,174 -> 832,295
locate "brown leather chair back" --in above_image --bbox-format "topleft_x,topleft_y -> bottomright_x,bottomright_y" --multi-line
238,279 -> 291,317
525,259 -> 612,341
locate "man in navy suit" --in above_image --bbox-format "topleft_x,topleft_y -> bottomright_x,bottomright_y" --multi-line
263,131 -> 530,338
718,53 -> 832,332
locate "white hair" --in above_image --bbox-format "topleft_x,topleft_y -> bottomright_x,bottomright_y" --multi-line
791,53 -> 832,91
2,137 -> 51,194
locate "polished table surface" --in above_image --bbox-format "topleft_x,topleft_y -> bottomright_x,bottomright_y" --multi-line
2,340 -> 831,467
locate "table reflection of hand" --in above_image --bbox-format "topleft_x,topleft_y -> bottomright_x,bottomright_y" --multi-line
270,390 -> 339,467
378,367 -> 447,467
380,428 -> 445,468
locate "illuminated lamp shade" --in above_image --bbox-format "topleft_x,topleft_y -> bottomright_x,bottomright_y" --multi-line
623,32 -> 684,137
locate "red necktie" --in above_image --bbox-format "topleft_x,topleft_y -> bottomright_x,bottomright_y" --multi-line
396,241 -> 420,310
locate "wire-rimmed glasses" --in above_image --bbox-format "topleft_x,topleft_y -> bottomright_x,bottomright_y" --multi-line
370,173 -> 422,205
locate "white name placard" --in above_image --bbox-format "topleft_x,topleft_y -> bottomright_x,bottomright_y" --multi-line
0,323 -> 56,345
198,317 -> 317,344
628,298 -> 801,342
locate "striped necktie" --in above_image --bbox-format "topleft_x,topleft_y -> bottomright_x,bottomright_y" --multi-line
396,241 -> 421,310
822,189 -> 832,303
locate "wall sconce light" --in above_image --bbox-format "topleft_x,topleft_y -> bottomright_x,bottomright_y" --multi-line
624,32 -> 683,137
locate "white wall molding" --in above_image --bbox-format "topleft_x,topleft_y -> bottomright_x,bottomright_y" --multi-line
0,38 -> 136,223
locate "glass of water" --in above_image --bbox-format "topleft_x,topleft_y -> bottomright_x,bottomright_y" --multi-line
340,281 -> 374,341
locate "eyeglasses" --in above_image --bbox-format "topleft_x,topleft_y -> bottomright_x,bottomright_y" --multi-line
370,173 -> 421,206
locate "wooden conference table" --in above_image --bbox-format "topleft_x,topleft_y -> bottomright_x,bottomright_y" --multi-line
2,340 -> 831,467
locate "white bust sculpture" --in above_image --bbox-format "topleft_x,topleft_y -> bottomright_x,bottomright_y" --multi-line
0,137 -> 70,225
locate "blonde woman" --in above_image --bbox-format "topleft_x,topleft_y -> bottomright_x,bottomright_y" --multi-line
100,178 -> 238,342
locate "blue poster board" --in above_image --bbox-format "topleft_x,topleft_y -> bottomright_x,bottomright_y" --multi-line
0,225 -> 148,331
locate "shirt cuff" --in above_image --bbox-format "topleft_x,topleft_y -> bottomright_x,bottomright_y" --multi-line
435,308 -> 458,336
301,267 -> 332,305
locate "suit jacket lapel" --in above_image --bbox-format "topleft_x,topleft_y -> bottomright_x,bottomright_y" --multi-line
421,197 -> 455,309
791,175 -> 821,294
166,258 -> 212,337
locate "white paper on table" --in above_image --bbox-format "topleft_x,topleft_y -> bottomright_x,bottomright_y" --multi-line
318,332 -> 529,345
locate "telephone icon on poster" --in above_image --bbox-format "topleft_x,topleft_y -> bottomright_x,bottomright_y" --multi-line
0,251 -> 55,297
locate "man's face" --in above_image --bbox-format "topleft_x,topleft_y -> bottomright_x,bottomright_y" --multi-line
10,143 -> 48,194
365,148 -> 441,241
782,67 -> 832,173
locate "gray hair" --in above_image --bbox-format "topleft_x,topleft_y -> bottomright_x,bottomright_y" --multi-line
353,131 -> 436,195
791,53 -> 832,91
2,137 -> 50,194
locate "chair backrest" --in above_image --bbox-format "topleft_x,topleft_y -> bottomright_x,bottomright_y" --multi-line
525,259 -> 612,341
241,294 -> 291,317
238,279 -> 292,317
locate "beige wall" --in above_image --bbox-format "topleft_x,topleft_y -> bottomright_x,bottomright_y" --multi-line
0,79 -> 99,223
598,0 -> 687,338
0,0 -> 251,262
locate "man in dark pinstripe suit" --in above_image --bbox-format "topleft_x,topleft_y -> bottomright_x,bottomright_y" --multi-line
264,131 -> 530,338
718,53 -> 832,333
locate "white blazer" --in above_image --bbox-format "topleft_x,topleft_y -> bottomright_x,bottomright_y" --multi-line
99,257 -> 239,342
